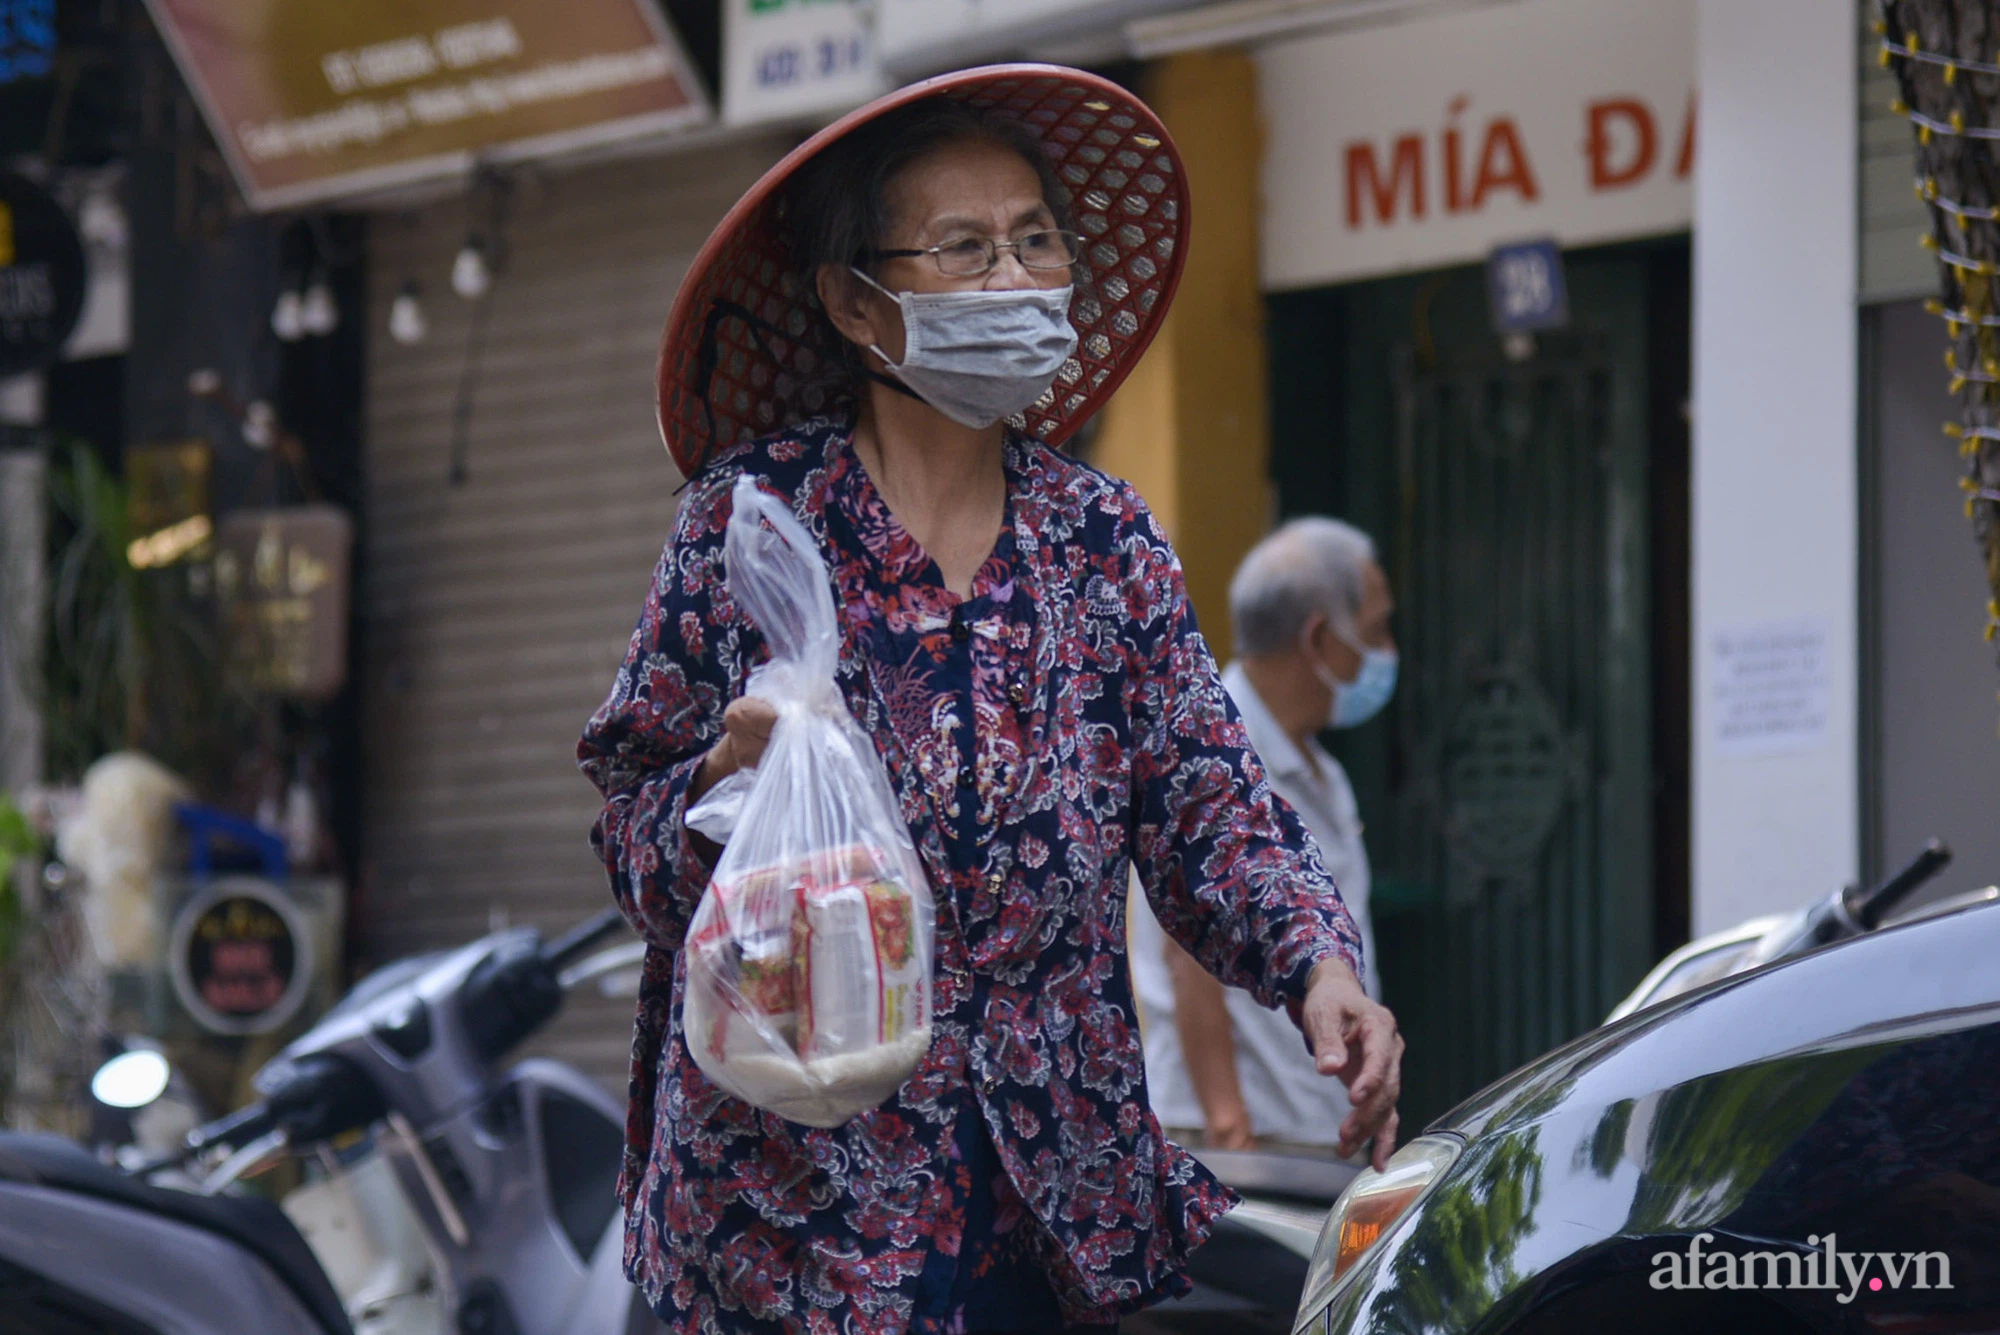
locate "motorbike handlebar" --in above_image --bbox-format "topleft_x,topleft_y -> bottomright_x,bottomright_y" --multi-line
540,908 -> 629,972
1846,839 -> 1953,931
185,1103 -> 275,1155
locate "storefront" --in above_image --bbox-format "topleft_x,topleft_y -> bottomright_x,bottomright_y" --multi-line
355,133 -> 792,1083
1207,0 -> 1697,1123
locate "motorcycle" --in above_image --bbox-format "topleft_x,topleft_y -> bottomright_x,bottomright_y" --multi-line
1604,837 -> 1984,1021
0,905 -> 661,1335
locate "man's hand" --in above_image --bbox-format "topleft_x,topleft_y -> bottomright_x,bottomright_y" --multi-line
1164,936 -> 1257,1151
1301,958 -> 1403,1170
1204,1102 -> 1257,1151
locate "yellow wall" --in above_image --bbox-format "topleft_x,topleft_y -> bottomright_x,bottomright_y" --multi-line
1091,49 -> 1272,664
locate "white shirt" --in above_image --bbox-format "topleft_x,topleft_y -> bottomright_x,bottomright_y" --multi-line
1129,661 -> 1379,1147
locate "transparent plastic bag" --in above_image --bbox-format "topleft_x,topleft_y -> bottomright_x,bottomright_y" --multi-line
682,476 -> 935,1128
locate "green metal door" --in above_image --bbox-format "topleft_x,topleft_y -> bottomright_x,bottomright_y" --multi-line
1270,256 -> 1657,1129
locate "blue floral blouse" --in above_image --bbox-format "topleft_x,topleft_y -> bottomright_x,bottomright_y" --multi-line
578,414 -> 1363,1333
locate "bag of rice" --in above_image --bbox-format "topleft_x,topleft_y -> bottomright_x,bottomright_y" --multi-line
682,478 -> 935,1128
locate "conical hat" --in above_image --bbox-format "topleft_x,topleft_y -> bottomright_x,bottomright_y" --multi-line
656,63 -> 1191,478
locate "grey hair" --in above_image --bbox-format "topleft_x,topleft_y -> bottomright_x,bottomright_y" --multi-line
1229,516 -> 1379,657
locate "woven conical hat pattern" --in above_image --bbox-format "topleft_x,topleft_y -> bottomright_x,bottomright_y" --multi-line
656,65 -> 1190,479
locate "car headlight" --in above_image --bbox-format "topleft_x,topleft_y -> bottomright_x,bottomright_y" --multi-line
1295,1135 -> 1463,1326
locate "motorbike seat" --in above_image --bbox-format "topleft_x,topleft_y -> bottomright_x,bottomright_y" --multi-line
0,1132 -> 354,1335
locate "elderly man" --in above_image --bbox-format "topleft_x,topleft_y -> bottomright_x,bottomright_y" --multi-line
1131,517 -> 1398,1158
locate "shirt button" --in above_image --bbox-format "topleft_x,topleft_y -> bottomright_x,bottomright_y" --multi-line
950,613 -> 970,643
1007,681 -> 1027,707
980,1073 -> 1000,1094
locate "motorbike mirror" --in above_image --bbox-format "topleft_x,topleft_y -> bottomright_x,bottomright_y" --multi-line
91,1049 -> 172,1110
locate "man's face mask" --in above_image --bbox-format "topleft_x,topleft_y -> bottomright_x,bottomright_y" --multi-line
851,267 -> 1078,429
1304,622 -> 1400,730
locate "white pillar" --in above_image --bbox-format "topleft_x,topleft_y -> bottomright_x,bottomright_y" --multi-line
1691,0 -> 1859,932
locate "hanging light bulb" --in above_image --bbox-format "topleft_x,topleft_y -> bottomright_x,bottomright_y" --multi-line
300,277 -> 339,336
271,288 -> 305,342
388,280 -> 428,345
452,238 -> 491,299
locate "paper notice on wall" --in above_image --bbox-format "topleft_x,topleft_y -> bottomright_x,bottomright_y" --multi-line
1711,619 -> 1832,757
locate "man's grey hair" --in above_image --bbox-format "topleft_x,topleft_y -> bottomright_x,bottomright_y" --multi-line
1229,516 -> 1379,657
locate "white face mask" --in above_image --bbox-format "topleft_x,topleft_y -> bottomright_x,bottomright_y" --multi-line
850,267 -> 1077,429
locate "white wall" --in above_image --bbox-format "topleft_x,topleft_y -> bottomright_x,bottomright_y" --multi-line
1691,0 -> 1859,932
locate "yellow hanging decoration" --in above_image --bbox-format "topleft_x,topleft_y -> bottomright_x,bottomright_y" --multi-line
1946,421 -> 1966,437
1892,97 -> 1911,115
1951,109 -> 1967,134
1953,375 -> 1970,394
1929,298 -> 1948,316
1946,62 -> 1960,86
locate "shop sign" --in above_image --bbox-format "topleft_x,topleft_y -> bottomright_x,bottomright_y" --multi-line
169,879 -> 312,1036
723,0 -> 884,127
0,170 -> 86,376
141,0 -> 710,211
214,506 -> 354,701
1259,0 -> 1693,291
875,0 -> 1205,71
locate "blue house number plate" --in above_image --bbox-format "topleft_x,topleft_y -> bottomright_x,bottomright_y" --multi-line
1486,238 -> 1570,334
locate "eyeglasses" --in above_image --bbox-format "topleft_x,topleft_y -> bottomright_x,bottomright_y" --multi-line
865,229 -> 1081,278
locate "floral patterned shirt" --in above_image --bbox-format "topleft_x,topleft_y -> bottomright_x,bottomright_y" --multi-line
578,414 -> 1363,1333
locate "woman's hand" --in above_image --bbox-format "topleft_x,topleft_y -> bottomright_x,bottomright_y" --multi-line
1301,958 -> 1404,1171
690,696 -> 779,802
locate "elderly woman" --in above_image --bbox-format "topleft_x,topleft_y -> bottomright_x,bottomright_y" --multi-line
579,65 -> 1401,1335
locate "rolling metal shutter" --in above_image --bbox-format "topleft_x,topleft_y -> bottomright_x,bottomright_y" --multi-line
362,135 -> 792,1088
1859,1 -> 1935,304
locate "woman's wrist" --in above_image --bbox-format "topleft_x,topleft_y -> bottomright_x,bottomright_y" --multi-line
688,736 -> 739,804
1308,955 -> 1361,996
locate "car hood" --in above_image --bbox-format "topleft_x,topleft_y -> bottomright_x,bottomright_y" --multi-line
1431,895 -> 2000,1142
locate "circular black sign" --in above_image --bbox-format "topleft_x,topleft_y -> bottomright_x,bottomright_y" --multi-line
170,884 -> 311,1035
0,171 -> 87,377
